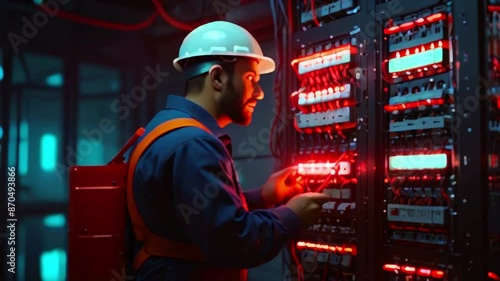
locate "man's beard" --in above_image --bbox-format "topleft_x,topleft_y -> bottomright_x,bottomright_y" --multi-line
219,79 -> 252,125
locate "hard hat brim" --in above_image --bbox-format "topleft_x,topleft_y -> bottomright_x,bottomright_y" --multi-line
173,52 -> 276,75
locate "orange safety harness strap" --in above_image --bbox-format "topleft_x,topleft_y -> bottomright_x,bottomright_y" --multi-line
126,118 -> 212,270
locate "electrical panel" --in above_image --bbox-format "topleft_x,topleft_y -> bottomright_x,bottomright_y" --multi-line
380,3 -> 458,280
286,33 -> 360,281
283,0 -> 498,280
298,0 -> 360,29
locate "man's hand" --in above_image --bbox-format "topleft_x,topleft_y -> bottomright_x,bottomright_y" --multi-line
286,192 -> 331,227
261,166 -> 303,207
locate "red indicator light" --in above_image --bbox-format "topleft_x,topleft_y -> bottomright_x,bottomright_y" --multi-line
426,13 -> 446,23
384,26 -> 401,34
431,270 -> 445,278
383,264 -> 400,271
489,271 -> 500,280
401,266 -> 416,274
400,22 -> 415,31
417,268 -> 431,276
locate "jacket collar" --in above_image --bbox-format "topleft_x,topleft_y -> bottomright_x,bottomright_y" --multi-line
165,95 -> 232,155
165,95 -> 227,138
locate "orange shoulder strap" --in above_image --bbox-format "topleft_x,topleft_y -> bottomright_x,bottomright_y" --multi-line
126,118 -> 212,270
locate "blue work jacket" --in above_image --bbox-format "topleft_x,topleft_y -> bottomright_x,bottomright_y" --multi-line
131,95 -> 300,281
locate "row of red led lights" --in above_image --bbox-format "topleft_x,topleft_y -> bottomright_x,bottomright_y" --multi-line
384,13 -> 446,35
291,45 -> 356,69
295,85 -> 348,99
384,98 -> 445,112
296,241 -> 357,255
384,264 -> 500,280
383,264 -> 445,278
388,40 -> 448,59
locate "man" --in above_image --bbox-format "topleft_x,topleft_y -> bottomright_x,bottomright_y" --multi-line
131,21 -> 330,281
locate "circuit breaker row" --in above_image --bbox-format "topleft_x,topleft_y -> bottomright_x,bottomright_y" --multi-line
288,30 -> 359,280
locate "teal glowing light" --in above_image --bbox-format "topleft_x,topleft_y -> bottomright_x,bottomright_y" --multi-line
389,153 -> 447,170
40,249 -> 66,281
46,73 -> 63,87
44,214 -> 65,228
40,134 -> 57,171
19,121 -> 29,176
389,47 -> 443,73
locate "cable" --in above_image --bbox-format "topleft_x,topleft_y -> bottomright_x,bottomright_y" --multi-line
310,0 -> 320,26
321,253 -> 331,281
36,0 -> 218,32
270,0 -> 279,157
439,175 -> 452,206
316,152 -> 349,193
152,0 -> 194,31
381,60 -> 394,83
290,240 -> 304,281
36,4 -> 158,31
270,0 -> 287,158
277,0 -> 290,27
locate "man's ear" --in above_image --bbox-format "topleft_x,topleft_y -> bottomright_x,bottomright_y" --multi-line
209,65 -> 224,91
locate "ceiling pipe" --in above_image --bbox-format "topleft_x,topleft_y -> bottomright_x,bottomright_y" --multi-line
224,0 -> 273,32
149,0 -> 274,40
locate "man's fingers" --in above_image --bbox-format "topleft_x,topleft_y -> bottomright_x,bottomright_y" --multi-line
280,166 -> 300,183
290,183 -> 304,193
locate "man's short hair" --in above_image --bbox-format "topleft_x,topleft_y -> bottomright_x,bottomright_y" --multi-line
183,56 -> 236,95
185,73 -> 207,94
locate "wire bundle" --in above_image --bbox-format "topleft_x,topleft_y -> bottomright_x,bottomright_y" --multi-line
269,0 -> 294,159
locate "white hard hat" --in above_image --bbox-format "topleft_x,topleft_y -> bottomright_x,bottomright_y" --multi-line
173,21 -> 275,78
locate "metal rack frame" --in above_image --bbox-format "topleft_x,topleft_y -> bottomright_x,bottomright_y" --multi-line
286,1 -> 493,280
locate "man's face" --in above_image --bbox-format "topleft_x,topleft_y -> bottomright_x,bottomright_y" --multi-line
219,59 -> 264,126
